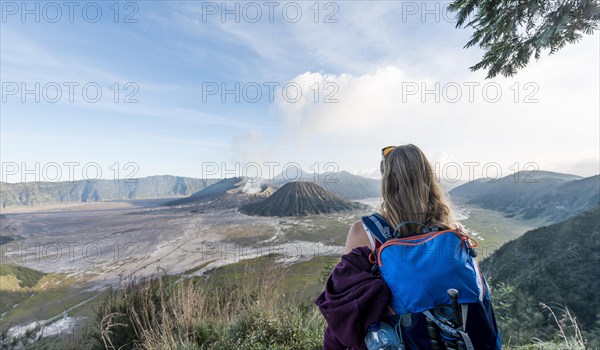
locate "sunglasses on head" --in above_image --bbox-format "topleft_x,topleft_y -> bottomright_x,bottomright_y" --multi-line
382,146 -> 396,158
380,146 -> 396,173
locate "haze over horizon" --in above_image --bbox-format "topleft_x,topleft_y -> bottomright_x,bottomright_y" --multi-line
2,2 -> 599,182
0,163 -> 597,185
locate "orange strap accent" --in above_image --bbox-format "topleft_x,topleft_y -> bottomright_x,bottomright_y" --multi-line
387,304 -> 396,316
458,230 -> 479,249
377,230 -> 455,266
368,251 -> 377,265
377,230 -> 480,266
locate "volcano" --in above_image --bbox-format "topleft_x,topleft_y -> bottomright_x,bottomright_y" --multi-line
240,181 -> 365,217
165,177 -> 275,209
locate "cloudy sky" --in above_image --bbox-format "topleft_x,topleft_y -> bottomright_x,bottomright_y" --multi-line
1,1 -> 598,183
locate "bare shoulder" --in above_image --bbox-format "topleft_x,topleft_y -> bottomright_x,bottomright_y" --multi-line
349,220 -> 366,235
344,220 -> 371,254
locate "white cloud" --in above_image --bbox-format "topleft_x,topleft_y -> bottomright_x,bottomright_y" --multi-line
263,32 -> 599,179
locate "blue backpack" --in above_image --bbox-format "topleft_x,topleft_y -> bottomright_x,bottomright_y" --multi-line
362,213 -> 502,350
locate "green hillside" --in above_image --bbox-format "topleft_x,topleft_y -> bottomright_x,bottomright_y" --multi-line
0,263 -> 46,317
0,263 -> 45,289
482,206 -> 600,345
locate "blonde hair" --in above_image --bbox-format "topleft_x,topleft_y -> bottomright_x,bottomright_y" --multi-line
380,144 -> 460,236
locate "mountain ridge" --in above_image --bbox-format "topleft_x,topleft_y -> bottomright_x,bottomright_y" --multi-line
0,175 -> 218,208
272,166 -> 381,199
450,171 -> 598,223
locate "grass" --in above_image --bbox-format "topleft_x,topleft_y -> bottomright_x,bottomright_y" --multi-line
182,260 -> 215,275
501,303 -> 588,350
0,274 -> 23,291
210,213 -> 357,246
0,268 -> 97,325
212,222 -> 276,245
2,257 -> 594,350
85,264 -> 596,350
533,303 -> 586,349
0,264 -> 45,289
269,214 -> 359,246
89,261 -> 327,350
204,254 -> 338,305
457,204 -> 544,258
0,254 -> 335,348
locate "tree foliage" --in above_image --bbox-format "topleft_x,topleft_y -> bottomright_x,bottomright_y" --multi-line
448,0 -> 600,78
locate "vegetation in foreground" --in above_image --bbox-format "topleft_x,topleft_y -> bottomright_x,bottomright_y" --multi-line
3,207 -> 599,349
90,264 -> 325,350
4,259 -> 595,350
482,206 -> 600,349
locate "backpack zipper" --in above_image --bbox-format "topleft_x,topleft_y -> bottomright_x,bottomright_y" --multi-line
376,230 -> 475,267
374,230 -> 487,300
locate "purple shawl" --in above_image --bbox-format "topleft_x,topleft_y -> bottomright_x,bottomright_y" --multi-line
315,246 -> 391,349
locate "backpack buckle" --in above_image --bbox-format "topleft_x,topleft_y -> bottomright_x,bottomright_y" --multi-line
459,232 -> 478,257
368,251 -> 377,265
468,247 -> 478,257
368,251 -> 380,275
399,313 -> 413,327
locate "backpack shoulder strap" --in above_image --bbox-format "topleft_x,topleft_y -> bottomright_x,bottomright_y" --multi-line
361,213 -> 393,244
461,304 -> 468,331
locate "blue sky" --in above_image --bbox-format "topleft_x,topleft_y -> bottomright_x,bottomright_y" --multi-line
1,1 -> 599,182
